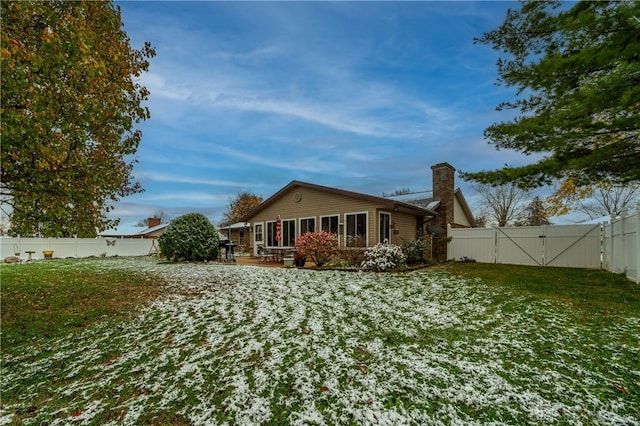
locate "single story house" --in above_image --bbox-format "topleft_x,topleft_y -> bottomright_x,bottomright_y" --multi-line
99,218 -> 168,239
238,163 -> 475,257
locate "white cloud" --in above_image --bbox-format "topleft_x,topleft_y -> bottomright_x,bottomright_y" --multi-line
141,191 -> 228,203
138,172 -> 259,188
109,1 -> 536,226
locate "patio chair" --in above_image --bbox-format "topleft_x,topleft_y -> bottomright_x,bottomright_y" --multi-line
257,245 -> 274,263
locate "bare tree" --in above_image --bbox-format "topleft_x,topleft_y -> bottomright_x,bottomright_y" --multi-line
136,210 -> 171,227
578,183 -> 640,219
473,184 -> 530,227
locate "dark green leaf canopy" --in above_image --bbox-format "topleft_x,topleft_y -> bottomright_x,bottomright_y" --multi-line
463,1 -> 640,188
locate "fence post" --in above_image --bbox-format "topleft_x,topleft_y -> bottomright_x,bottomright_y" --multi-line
541,224 -> 547,267
635,202 -> 640,283
447,224 -> 451,260
609,214 -> 616,273
493,226 -> 498,264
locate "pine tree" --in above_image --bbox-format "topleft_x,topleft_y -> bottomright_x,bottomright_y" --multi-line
463,1 -> 640,188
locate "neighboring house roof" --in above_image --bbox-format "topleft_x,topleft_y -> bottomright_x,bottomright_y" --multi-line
99,222 -> 169,238
239,180 -> 437,222
385,192 -> 437,210
384,188 -> 475,227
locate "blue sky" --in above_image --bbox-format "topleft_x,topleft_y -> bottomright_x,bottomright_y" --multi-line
112,1 -> 539,227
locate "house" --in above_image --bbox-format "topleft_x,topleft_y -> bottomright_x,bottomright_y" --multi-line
99,217 -> 168,239
239,163 -> 474,258
220,222 -> 251,253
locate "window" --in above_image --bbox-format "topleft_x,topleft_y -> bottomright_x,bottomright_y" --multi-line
321,215 -> 339,234
239,230 -> 245,246
300,217 -> 315,235
282,219 -> 296,247
254,224 -> 263,242
266,221 -> 277,247
346,212 -> 367,247
379,212 -> 391,243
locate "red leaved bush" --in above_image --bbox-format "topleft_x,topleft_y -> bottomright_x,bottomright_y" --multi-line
294,231 -> 339,267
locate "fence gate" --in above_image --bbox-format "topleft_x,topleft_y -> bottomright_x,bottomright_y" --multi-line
543,224 -> 602,268
486,224 -> 602,268
496,226 -> 544,266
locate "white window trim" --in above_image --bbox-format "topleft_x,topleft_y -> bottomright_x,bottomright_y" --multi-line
379,211 -> 391,244
253,222 -> 264,256
281,218 -> 296,247
299,216 -> 316,236
345,211 -> 369,247
266,220 -> 277,248
320,214 -> 340,245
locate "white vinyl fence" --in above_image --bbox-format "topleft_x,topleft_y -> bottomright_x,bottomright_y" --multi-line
448,203 -> 639,283
1,236 -> 158,261
603,207 -> 640,283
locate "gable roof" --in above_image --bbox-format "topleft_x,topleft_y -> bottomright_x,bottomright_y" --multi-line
453,188 -> 476,226
239,180 -> 437,222
384,188 -> 475,226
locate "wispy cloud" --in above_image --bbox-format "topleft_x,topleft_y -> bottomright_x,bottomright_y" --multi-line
141,191 -> 228,203
110,1 -> 531,223
138,172 -> 261,189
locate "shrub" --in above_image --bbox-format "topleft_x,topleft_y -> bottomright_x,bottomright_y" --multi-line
159,213 -> 219,261
294,231 -> 339,267
337,248 -> 367,267
403,237 -> 428,264
361,242 -> 406,272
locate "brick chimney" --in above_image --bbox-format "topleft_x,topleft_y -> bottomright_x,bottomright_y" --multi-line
147,217 -> 161,229
430,162 -> 455,259
431,162 -> 455,228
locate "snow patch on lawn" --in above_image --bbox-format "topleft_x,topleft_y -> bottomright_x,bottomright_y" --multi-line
2,257 -> 638,425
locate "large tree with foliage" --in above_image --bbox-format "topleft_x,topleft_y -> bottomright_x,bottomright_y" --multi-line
1,1 -> 155,237
463,1 -> 640,188
220,192 -> 263,227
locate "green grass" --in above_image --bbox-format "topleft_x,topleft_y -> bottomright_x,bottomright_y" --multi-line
1,258 -> 164,348
1,258 -> 639,424
437,262 -> 640,320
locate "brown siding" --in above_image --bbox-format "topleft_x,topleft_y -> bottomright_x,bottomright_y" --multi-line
224,228 -> 250,252
390,212 -> 420,246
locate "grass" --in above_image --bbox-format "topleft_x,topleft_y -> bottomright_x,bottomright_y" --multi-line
1,257 -> 639,425
437,262 -> 640,321
1,259 -> 164,347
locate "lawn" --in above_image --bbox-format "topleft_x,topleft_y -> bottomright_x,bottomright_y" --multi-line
1,257 -> 639,425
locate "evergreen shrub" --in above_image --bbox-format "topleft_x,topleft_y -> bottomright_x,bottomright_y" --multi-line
159,213 -> 219,261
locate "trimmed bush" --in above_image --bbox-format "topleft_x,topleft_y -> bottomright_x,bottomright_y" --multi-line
362,242 -> 406,272
294,231 -> 339,267
159,213 -> 219,261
